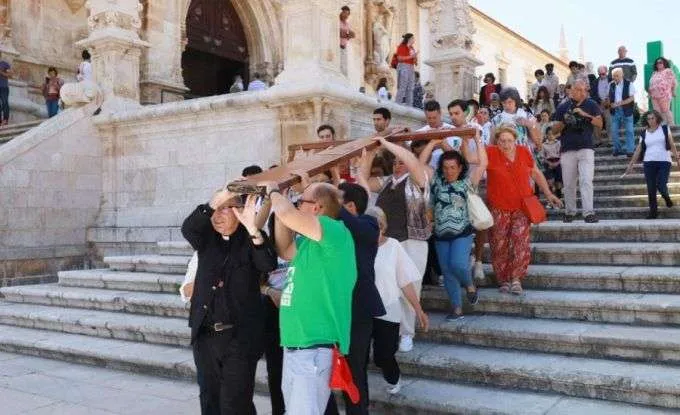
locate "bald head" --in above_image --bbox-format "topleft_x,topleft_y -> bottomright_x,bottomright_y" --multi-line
618,46 -> 627,58
597,65 -> 608,77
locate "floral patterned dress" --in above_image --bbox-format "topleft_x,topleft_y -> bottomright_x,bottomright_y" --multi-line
649,68 -> 677,112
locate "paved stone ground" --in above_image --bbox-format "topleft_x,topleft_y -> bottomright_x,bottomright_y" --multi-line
0,351 -> 273,415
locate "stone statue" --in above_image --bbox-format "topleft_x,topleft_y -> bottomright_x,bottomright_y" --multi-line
370,0 -> 394,68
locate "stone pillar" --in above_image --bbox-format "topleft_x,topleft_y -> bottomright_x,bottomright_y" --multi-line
274,0 -> 348,88
76,0 -> 150,111
421,0 -> 482,103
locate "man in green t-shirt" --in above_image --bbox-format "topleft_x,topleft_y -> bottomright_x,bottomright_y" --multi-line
262,181 -> 357,415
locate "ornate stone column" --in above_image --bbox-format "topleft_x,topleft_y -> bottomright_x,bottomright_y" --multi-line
420,0 -> 482,103
274,0 -> 348,87
76,0 -> 150,111
0,0 -> 17,58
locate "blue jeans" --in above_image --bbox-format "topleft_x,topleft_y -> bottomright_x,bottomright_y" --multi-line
435,234 -> 474,308
643,161 -> 672,213
46,99 -> 59,117
282,347 -> 333,415
610,108 -> 635,154
0,87 -> 9,122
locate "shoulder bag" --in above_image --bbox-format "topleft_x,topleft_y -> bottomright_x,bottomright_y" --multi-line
467,186 -> 494,230
504,151 -> 546,224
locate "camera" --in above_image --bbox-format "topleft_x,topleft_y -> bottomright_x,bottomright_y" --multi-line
563,105 -> 588,133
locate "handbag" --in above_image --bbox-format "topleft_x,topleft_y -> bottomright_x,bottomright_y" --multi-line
329,346 -> 360,404
467,189 -> 494,230
390,53 -> 398,69
520,194 -> 547,224
503,149 -> 547,224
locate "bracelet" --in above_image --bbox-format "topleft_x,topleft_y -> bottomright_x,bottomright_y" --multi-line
268,188 -> 281,198
249,230 -> 261,239
264,286 -> 271,296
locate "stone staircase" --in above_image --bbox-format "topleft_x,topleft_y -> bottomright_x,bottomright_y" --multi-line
2,129 -> 680,413
0,119 -> 43,145
544,126 -> 680,220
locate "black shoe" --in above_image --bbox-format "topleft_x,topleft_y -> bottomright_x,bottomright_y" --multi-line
584,214 -> 599,223
562,214 -> 575,223
466,288 -> 479,305
626,153 -> 634,158
663,195 -> 674,208
612,152 -> 619,157
646,211 -> 658,219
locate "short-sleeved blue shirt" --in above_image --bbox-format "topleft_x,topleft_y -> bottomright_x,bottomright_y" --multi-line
553,98 -> 602,152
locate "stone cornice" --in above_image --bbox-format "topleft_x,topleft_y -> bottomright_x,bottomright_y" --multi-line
93,84 -> 425,126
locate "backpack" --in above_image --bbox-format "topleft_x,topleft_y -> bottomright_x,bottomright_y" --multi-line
639,125 -> 671,161
390,53 -> 398,69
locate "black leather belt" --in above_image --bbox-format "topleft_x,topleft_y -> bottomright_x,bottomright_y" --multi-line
199,322 -> 235,335
287,343 -> 335,351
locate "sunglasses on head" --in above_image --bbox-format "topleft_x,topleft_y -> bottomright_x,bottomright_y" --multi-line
294,198 -> 315,208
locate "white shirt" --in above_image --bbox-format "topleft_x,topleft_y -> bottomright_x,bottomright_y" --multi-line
377,86 -> 389,101
416,122 -> 454,169
614,80 -> 636,103
643,127 -> 672,163
374,238 -> 421,323
247,79 -> 268,91
77,61 -> 92,82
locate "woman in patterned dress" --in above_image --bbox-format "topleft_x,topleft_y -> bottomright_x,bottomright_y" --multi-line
429,134 -> 487,321
649,57 -> 677,126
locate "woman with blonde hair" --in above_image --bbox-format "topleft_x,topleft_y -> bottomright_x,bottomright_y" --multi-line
465,125 -> 562,295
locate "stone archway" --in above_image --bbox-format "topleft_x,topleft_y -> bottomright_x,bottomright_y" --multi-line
178,0 -> 283,94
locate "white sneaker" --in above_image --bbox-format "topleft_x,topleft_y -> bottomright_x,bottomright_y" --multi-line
398,335 -> 413,352
386,379 -> 402,394
473,261 -> 485,282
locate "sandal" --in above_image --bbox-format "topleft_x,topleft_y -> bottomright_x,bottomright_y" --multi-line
499,283 -> 510,294
510,280 -> 523,296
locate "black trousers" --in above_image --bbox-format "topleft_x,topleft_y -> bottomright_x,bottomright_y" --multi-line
644,161 -> 672,214
371,319 -> 400,385
193,329 -> 259,415
325,312 -> 373,415
262,296 -> 285,415
423,235 -> 442,285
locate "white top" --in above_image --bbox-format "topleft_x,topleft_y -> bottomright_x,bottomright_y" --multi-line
377,86 -> 389,100
179,251 -> 198,303
643,127 -> 672,163
374,237 -> 421,323
247,79 -> 268,91
418,122 -> 470,169
613,80 -> 636,103
77,61 -> 92,82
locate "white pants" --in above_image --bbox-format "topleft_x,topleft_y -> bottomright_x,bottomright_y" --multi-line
561,149 -> 595,216
399,239 -> 428,336
282,347 -> 333,415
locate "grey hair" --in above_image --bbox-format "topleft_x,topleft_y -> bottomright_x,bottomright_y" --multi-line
499,87 -> 521,106
365,206 -> 387,232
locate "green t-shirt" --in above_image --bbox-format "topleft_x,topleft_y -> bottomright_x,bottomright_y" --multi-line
279,215 -> 357,354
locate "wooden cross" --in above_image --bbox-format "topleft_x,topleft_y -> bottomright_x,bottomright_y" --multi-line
227,127 -> 477,194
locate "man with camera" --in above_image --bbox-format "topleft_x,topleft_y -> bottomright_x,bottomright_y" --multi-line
552,79 -> 603,223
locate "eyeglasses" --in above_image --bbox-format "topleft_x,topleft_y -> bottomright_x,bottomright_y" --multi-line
294,199 -> 316,208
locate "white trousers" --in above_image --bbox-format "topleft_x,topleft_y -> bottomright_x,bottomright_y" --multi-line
399,239 -> 428,336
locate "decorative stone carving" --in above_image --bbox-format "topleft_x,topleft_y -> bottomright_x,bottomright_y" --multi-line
64,0 -> 87,13
60,80 -> 103,107
370,1 -> 393,68
0,0 -> 17,56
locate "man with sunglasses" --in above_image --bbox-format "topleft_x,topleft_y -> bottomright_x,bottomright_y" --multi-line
182,190 -> 278,415
263,181 -> 357,414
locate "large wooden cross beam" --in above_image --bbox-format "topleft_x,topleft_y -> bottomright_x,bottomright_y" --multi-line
227,127 -> 477,194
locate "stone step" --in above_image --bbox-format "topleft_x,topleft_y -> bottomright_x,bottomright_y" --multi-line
0,326 -> 670,414
502,242 -> 680,267
0,302 -> 190,347
547,206 -> 680,220
421,287 -> 680,326
0,284 -> 188,318
421,313 -> 680,364
585,182 -> 680,197
531,219 -> 680,243
58,269 -> 183,293
156,241 -> 193,257
542,194 -> 679,209
592,171 -> 680,187
479,264 -> 680,293
104,254 -> 191,274
0,120 -> 43,144
395,341 -> 680,408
